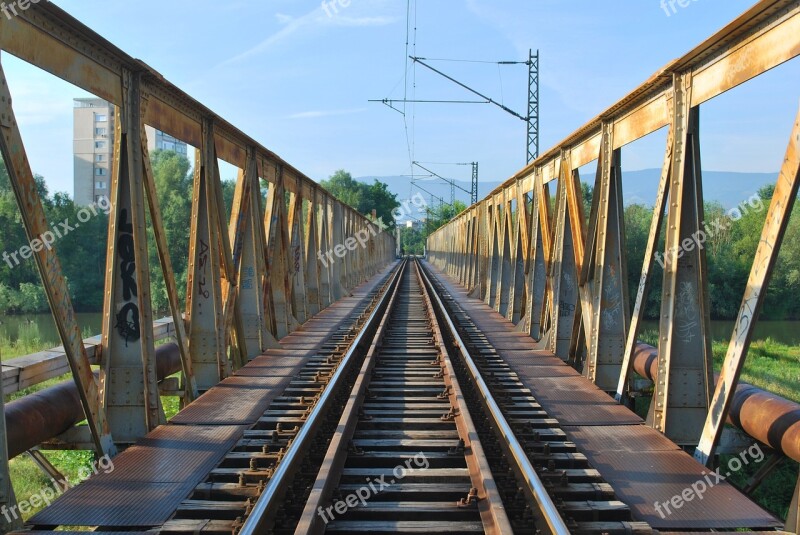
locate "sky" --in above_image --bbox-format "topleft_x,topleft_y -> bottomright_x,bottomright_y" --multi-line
2,0 -> 799,200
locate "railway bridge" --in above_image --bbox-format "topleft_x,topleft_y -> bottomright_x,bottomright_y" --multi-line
1,1 -> 800,533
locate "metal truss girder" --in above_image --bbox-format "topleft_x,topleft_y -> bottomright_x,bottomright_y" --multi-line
695,105 -> 800,465
649,77 -> 714,446
0,56 -> 115,458
100,69 -> 164,442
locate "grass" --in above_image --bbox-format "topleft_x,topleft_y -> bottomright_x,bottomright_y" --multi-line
638,328 -> 800,520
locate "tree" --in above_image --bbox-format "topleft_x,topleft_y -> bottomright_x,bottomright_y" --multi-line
321,170 -> 363,211
321,170 -> 400,230
147,150 -> 193,312
399,226 -> 425,255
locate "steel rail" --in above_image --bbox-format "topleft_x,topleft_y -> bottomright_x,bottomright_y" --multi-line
289,258 -> 515,534
292,256 -> 409,534
411,260 -> 515,535
416,260 -> 570,535
237,259 -> 407,535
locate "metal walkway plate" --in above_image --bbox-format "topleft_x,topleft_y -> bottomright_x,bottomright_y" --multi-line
427,263 -> 780,531
30,425 -> 245,528
584,449 -> 780,529
517,376 -> 643,426
171,376 -> 294,425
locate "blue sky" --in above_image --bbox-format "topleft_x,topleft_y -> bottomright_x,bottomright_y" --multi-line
3,0 -> 799,198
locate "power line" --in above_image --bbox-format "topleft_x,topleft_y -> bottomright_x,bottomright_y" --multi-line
370,98 -> 490,105
416,57 -> 527,65
410,57 -> 528,122
413,162 -> 471,205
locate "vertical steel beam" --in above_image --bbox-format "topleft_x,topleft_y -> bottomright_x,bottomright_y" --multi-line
694,106 -> 800,465
486,199 -> 501,308
509,183 -> 529,324
318,195 -> 333,308
287,186 -> 308,324
616,105 -> 675,402
230,148 -> 278,359
547,161 -> 580,360
100,69 -> 164,441
649,74 -> 714,445
788,473 -> 800,534
186,124 -> 226,390
304,188 -> 322,317
497,193 -> 514,317
0,57 -> 115,457
264,167 -> 298,338
584,124 -> 630,391
0,368 -> 20,533
330,199 -> 344,301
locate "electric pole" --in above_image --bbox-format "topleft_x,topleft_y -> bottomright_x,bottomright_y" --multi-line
527,50 -> 540,163
471,162 -> 479,205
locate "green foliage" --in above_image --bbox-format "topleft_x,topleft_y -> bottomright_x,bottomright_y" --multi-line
146,150 -> 193,313
620,185 -> 800,320
321,170 -> 401,230
399,227 -> 426,255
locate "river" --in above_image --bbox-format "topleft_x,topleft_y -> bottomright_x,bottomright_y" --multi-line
0,313 -> 104,351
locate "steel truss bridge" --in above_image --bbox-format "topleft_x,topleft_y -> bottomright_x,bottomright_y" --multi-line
0,1 -> 799,534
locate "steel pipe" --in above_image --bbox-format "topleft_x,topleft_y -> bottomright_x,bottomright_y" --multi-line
5,343 -> 182,459
632,343 -> 800,462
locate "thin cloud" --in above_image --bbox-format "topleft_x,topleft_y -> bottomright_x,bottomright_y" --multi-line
289,108 -> 367,119
219,6 -> 396,67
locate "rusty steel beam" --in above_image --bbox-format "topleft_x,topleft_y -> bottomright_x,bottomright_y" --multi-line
5,343 -> 182,460
694,106 -> 800,465
632,343 -> 800,463
0,55 -> 115,459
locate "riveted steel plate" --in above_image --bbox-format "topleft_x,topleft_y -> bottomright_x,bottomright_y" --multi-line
30,425 -> 244,527
171,376 -> 291,425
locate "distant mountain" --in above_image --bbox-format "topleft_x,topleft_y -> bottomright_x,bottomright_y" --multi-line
619,169 -> 777,209
357,169 -> 778,221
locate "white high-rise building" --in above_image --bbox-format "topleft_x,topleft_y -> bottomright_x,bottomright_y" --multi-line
73,98 -> 188,205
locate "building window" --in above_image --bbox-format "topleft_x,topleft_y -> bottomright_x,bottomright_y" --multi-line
95,141 -> 107,149
95,181 -> 107,190
95,114 -> 108,122
95,127 -> 107,136
96,154 -> 105,162
95,168 -> 107,176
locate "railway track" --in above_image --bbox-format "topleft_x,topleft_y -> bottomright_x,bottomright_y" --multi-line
161,258 -> 650,534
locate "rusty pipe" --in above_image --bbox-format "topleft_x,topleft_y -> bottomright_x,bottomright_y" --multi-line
632,342 -> 800,462
5,343 -> 182,459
